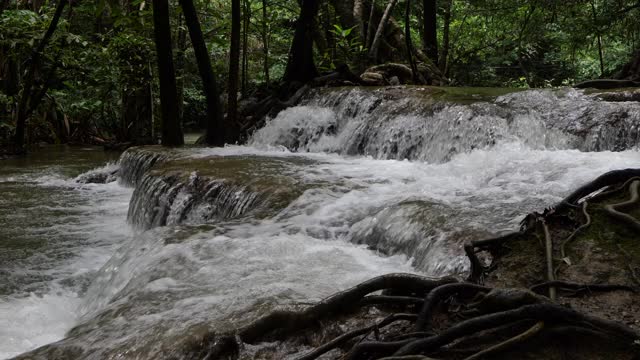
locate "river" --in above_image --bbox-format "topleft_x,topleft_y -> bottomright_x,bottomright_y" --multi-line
1,86 -> 639,359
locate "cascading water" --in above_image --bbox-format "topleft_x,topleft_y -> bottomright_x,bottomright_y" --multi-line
250,87 -> 639,161
3,87 -> 640,359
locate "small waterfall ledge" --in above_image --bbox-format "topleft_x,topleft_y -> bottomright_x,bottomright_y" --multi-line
121,148 -> 314,229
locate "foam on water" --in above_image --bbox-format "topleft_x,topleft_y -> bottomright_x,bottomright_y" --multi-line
0,155 -> 132,359
0,288 -> 80,359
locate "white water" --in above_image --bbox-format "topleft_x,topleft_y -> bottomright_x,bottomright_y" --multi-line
0,160 -> 132,359
2,88 -> 640,358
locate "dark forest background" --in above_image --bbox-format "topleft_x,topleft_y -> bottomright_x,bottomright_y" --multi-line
1,0 -> 639,151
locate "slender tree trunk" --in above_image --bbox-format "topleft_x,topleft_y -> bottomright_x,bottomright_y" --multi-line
228,0 -> 241,130
241,0 -> 250,96
152,0 -> 184,146
261,0 -> 270,85
283,0 -> 320,83
14,0 -> 67,153
422,0 -> 438,64
179,0 -> 225,146
439,0 -> 451,74
366,0 -> 377,47
590,1 -> 605,76
353,0 -> 365,41
369,0 -> 398,62
405,0 -> 419,82
174,17 -> 188,129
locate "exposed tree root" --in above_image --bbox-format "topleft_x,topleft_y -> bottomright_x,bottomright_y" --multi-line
604,180 -> 640,231
560,201 -> 591,260
554,168 -> 640,212
415,283 -> 489,331
541,219 -> 557,300
295,313 -> 417,360
394,303 -> 638,356
462,321 -> 544,360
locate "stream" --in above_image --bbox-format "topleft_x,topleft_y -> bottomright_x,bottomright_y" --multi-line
1,86 -> 640,359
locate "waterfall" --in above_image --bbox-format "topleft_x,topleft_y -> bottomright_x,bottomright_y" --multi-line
118,146 -> 171,187
127,171 -> 261,230
250,87 -> 640,161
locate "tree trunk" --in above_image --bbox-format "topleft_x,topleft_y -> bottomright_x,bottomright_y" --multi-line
228,0 -> 241,131
179,0 -> 225,146
439,0 -> 451,74
122,84 -> 152,144
152,0 -> 184,146
241,0 -> 250,97
422,0 -> 438,64
369,0 -> 398,62
405,0 -> 419,82
590,1 -> 605,76
283,0 -> 320,83
174,17 -> 188,130
353,0 -> 366,41
366,0 -> 377,47
261,0 -> 270,86
14,0 -> 67,153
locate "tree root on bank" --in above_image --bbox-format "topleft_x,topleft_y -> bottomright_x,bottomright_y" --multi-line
605,180 -> 640,231
198,170 -> 640,359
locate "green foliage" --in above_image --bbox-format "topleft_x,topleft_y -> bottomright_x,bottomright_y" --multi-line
325,24 -> 366,70
445,0 -> 639,86
2,0 -> 640,150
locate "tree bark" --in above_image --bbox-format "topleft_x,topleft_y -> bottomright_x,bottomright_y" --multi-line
283,0 -> 320,83
590,1 -> 605,76
179,0 -> 226,146
353,0 -> 366,41
422,0 -> 438,64
174,17 -> 188,130
241,0 -> 250,97
405,0 -> 419,82
369,0 -> 398,62
14,0 -> 67,153
261,0 -> 270,86
366,0 -> 377,47
439,0 -> 452,74
152,0 -> 184,146
228,0 -> 241,131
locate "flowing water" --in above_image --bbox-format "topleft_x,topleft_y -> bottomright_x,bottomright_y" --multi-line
1,87 -> 640,359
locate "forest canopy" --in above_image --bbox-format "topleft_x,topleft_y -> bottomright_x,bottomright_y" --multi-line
1,0 -> 639,152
